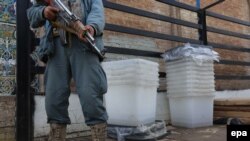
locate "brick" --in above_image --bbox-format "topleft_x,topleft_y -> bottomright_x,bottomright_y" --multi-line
104,0 -> 250,90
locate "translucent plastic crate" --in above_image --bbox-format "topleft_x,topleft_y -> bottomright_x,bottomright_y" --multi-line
105,82 -> 158,126
108,78 -> 159,86
168,94 -> 214,128
166,68 -> 214,76
167,64 -> 214,73
107,74 -> 159,83
102,59 -> 158,72
167,88 -> 215,96
167,79 -> 215,93
166,73 -> 214,82
106,72 -> 159,80
166,58 -> 214,67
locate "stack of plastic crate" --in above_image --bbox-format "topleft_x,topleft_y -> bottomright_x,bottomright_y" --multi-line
166,57 -> 215,128
102,59 -> 159,126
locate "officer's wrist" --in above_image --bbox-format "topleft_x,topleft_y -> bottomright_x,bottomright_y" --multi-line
89,25 -> 96,36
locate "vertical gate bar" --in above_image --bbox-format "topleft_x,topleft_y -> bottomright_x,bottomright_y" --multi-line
198,10 -> 208,45
196,0 -> 200,8
16,0 -> 34,140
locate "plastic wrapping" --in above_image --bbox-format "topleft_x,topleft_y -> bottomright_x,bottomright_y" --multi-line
162,43 -> 219,65
107,121 -> 167,141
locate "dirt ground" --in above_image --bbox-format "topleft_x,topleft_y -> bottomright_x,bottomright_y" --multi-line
64,125 -> 226,141
159,125 -> 226,141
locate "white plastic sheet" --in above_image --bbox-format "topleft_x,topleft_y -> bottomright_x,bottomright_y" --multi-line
107,121 -> 167,141
162,43 -> 220,65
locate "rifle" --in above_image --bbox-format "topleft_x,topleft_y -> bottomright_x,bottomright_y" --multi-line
45,0 -> 105,59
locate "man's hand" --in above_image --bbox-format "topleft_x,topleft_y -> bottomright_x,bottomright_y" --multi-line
70,20 -> 95,42
80,25 -> 95,42
43,6 -> 59,21
85,25 -> 95,37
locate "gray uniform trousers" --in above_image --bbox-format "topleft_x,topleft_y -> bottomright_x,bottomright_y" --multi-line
44,36 -> 108,125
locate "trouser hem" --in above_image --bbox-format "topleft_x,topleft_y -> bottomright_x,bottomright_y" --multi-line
47,119 -> 71,125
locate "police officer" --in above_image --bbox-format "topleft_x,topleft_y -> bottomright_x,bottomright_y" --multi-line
27,0 -> 108,140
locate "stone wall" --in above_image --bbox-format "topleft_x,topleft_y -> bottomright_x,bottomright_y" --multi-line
0,96 -> 16,141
